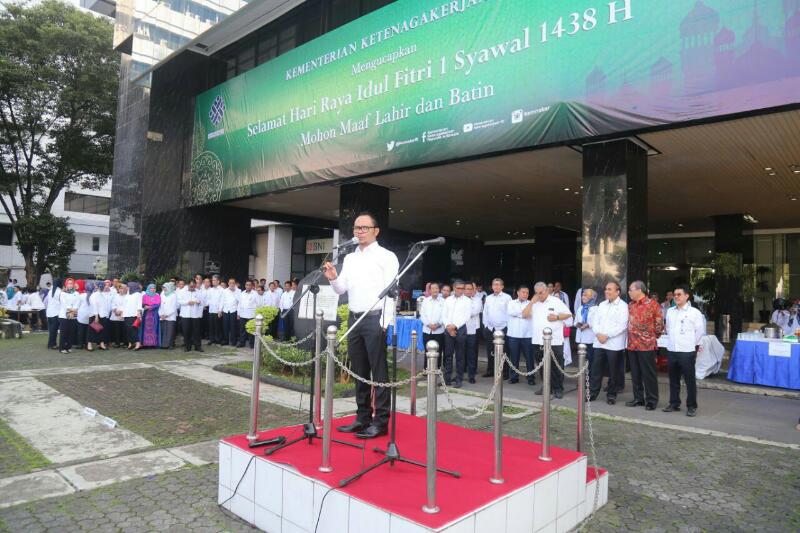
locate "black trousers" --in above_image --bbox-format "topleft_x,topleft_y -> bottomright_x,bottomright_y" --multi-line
181,317 -> 203,350
535,344 -> 565,392
47,316 -> 60,348
58,318 -> 76,350
483,326 -> 509,378
110,320 -> 125,345
508,336 -> 534,383
466,333 -> 479,379
628,349 -> 659,407
443,325 -> 467,384
422,332 -> 445,368
223,312 -> 238,345
667,351 -> 697,409
208,312 -> 223,343
238,317 -> 254,347
76,323 -> 87,348
348,313 -> 389,428
201,308 -> 209,339
591,348 -> 624,399
124,317 -> 139,344
281,311 -> 294,340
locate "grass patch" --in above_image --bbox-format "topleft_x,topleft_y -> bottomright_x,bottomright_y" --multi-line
39,368 -> 306,447
0,418 -> 50,476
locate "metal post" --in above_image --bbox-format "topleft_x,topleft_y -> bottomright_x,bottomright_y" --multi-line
539,327 -> 552,462
319,325 -> 337,473
410,329 -> 418,416
490,330 -> 505,484
577,343 -> 587,453
422,340 -> 440,514
313,309 -> 324,429
246,315 -> 264,442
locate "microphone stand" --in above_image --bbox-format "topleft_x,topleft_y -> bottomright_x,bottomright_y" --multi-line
338,243 -> 461,487
265,247 -> 363,456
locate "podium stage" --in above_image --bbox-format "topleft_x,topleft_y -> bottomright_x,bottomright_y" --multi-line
219,413 -> 608,533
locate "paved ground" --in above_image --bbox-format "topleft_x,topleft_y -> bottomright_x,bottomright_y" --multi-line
0,334 -> 798,532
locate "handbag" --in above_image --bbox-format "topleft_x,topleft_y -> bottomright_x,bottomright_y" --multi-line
89,321 -> 104,333
132,317 -> 141,328
563,325 -> 571,338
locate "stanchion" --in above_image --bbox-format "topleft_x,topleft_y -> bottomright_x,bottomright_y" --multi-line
489,330 -> 505,484
313,309 -> 324,429
410,329 -> 418,416
246,316 -> 285,448
246,315 -> 264,443
422,340 -> 440,514
319,325 -> 337,473
539,327 -> 552,462
577,343 -> 587,453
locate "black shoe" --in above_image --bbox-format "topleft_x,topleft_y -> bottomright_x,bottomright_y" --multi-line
607,398 -> 616,405
481,372 -> 493,378
508,378 -> 519,384
527,380 -> 536,386
662,405 -> 680,412
454,381 -> 463,389
468,377 -> 476,384
645,405 -> 656,411
195,347 -> 204,352
236,343 -> 245,348
588,395 -> 598,402
355,425 -> 387,439
535,387 -> 544,395
554,390 -> 563,399
337,421 -> 365,433
686,408 -> 697,417
625,400 -> 645,407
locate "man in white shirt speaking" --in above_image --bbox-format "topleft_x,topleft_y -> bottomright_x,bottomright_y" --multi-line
589,282 -> 629,405
325,212 -> 399,439
663,284 -> 705,417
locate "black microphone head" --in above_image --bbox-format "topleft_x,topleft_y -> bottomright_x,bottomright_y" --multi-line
432,236 -> 446,245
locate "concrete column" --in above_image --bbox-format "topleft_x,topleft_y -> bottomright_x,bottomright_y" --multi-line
581,139 -> 648,295
713,214 -> 745,340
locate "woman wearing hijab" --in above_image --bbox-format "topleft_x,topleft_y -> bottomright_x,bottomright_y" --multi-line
139,283 -> 161,348
58,278 -> 81,354
45,279 -> 62,349
88,281 -> 111,351
76,281 -> 94,350
124,282 -> 143,350
159,282 -> 178,349
575,288 -> 598,373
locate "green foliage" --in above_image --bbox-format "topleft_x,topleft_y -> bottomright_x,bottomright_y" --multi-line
119,271 -> 142,284
245,306 -> 279,335
336,304 -> 352,383
0,1 -> 118,286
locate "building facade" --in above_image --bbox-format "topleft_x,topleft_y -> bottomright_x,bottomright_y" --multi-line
108,0 -> 800,339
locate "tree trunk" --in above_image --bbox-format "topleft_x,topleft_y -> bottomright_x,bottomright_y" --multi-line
23,251 -> 37,288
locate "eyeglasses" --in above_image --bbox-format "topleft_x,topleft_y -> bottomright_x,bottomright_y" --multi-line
353,226 -> 376,233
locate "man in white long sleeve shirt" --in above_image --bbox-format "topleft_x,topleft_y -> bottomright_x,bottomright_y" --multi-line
179,281 -> 206,352
442,280 -> 472,387
506,285 -> 535,385
419,282 -> 445,368
589,282 -> 629,404
324,212 -> 399,439
278,281 -> 296,340
221,278 -> 240,346
481,278 -> 511,379
206,275 -> 224,345
464,282 -> 483,383
663,285 -> 705,417
237,280 -> 259,348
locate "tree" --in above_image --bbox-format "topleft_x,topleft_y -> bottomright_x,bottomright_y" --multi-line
0,1 -> 118,286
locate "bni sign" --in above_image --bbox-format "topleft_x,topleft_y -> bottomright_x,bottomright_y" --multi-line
305,238 -> 333,255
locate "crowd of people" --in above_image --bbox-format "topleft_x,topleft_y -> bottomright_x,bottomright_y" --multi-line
418,278 -> 707,416
4,275 -> 298,354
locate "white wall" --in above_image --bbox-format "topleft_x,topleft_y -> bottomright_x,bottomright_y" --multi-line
266,225 -> 292,283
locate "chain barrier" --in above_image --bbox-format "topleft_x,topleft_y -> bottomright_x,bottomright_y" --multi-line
257,335 -> 322,368
501,352 -> 546,378
545,345 -> 590,379
437,368 -> 502,420
257,330 -> 315,348
327,346 -> 430,388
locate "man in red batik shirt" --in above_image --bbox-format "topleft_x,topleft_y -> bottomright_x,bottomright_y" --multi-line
626,280 -> 664,410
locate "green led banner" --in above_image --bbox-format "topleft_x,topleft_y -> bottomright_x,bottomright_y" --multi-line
190,0 -> 800,204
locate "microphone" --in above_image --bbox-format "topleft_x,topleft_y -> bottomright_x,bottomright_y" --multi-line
415,236 -> 446,246
332,236 -> 359,250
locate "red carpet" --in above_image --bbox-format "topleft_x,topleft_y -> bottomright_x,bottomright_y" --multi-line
224,414 -> 589,529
